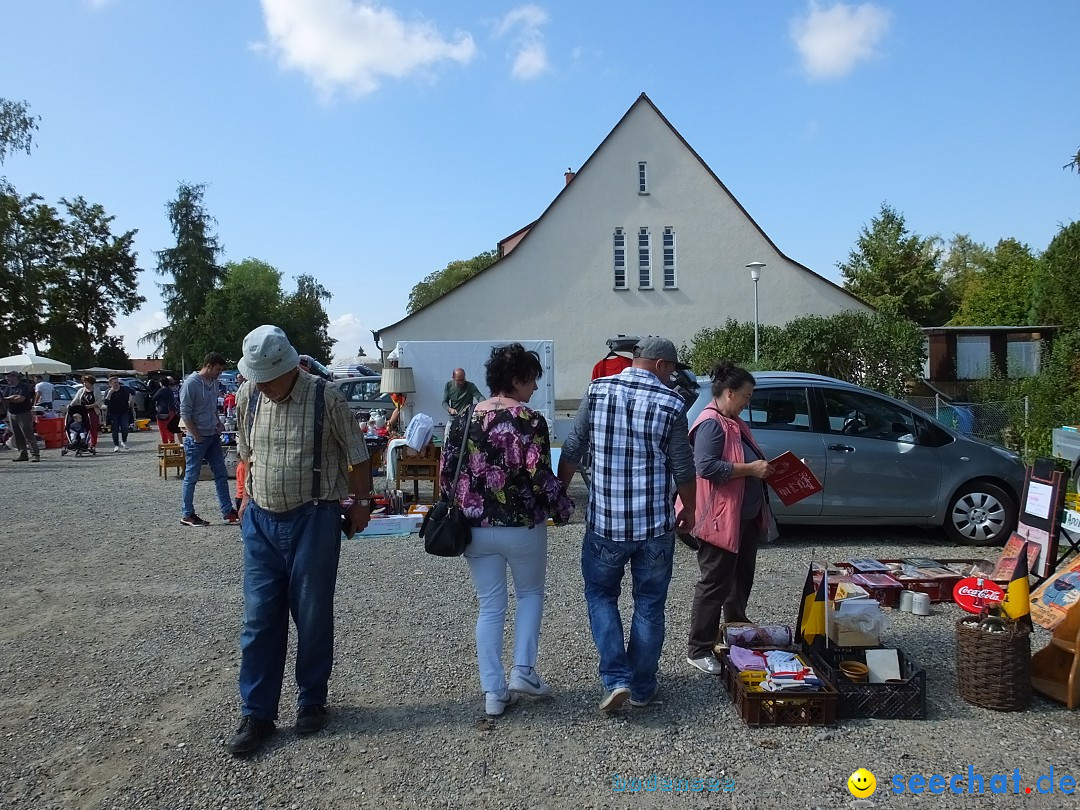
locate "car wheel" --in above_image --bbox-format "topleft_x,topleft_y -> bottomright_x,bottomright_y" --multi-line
944,481 -> 1016,546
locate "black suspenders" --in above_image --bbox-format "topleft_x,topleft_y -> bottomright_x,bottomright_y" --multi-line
245,378 -> 327,503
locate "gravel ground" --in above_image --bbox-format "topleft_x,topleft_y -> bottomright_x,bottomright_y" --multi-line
2,430 -> 1079,810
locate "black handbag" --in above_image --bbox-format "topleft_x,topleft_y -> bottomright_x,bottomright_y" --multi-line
419,405 -> 473,557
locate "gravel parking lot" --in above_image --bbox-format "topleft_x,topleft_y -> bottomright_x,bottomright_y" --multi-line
2,431 -> 1078,809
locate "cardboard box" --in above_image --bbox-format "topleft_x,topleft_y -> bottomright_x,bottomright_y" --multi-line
826,600 -> 881,647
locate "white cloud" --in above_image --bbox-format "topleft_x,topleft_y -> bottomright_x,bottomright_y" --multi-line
328,313 -> 375,363
110,309 -> 168,359
790,1 -> 891,80
257,0 -> 476,98
494,5 -> 550,81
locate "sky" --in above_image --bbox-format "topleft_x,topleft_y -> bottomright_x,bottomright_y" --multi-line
3,0 -> 1078,364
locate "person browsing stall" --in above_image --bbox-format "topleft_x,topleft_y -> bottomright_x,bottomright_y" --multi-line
2,370 -> 40,462
33,374 -> 54,411
179,353 -> 237,527
442,368 -> 483,418
441,343 -> 574,717
683,361 -> 775,676
557,337 -> 696,712
226,325 -> 371,756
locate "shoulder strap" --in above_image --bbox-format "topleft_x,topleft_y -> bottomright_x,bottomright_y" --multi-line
311,379 -> 326,501
446,403 -> 474,500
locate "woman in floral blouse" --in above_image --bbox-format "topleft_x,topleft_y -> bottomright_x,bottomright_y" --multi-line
441,343 -> 574,716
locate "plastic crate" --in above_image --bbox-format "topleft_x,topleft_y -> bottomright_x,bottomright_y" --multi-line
806,644 -> 927,720
718,649 -> 837,727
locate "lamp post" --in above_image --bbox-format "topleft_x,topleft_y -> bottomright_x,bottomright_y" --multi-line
746,262 -> 765,362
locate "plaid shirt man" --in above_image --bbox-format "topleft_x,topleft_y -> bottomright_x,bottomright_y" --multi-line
561,367 -> 695,541
236,372 -> 368,513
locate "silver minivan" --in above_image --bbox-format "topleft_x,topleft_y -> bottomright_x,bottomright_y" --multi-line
684,372 -> 1025,545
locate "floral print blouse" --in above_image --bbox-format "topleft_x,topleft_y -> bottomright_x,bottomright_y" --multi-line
441,405 -> 574,528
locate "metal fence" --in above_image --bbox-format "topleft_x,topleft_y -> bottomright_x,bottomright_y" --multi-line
903,395 -> 1026,451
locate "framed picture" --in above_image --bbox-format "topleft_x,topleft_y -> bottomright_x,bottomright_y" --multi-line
1016,459 -> 1066,580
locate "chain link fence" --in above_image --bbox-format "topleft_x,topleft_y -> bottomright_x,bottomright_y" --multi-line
903,395 -> 1026,451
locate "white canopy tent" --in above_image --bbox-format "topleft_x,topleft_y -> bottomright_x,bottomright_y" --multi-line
0,353 -> 72,374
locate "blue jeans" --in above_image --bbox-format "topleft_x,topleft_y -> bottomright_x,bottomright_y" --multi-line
463,525 -> 548,694
239,500 -> 342,721
180,433 -> 233,519
110,411 -> 130,446
581,529 -> 675,700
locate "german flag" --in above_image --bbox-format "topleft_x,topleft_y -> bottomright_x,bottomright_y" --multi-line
797,564 -> 827,645
1000,549 -> 1033,630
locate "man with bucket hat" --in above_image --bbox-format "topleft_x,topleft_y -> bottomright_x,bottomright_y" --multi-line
226,325 -> 371,756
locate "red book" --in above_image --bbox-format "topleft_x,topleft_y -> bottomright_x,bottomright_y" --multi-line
766,451 -> 823,506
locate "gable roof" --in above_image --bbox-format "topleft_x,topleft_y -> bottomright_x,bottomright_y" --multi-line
379,92 -> 867,335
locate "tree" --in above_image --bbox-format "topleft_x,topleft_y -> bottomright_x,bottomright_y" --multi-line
0,186 -> 65,355
143,183 -> 224,369
279,274 -> 335,359
95,335 -> 131,370
1031,221 -> 1080,328
190,258 -> 284,362
950,238 -> 1037,326
406,250 -> 498,313
838,203 -> 951,326
0,98 -> 38,166
1065,146 -> 1080,175
939,233 -> 990,311
46,196 -> 143,363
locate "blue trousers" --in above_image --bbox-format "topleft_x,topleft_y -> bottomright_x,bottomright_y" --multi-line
180,433 -> 233,519
581,529 -> 675,701
238,500 -> 342,721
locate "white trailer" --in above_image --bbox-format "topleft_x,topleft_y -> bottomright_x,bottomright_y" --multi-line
395,340 -> 558,439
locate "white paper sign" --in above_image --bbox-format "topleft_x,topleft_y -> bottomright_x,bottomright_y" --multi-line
1025,481 -> 1053,519
865,649 -> 902,684
1064,509 -> 1080,534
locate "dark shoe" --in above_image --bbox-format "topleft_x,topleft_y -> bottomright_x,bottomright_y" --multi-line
223,510 -> 240,525
30,456 -> 40,462
296,704 -> 329,735
12,454 -> 28,463
180,513 -> 210,527
225,715 -> 275,756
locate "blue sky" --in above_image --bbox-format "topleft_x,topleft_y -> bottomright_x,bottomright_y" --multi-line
3,0 -> 1078,363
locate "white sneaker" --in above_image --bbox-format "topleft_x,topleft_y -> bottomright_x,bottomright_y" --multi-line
509,668 -> 552,697
484,689 -> 519,717
112,446 -> 120,453
120,442 -> 128,451
687,655 -> 724,676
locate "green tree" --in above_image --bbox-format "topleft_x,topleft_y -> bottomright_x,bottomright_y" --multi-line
45,196 -> 143,364
190,258 -> 284,362
838,203 -> 951,326
940,233 -> 990,313
143,183 -> 224,369
950,238 -> 1037,327
279,274 -> 335,359
0,98 -> 38,166
1031,221 -> 1080,328
407,250 -> 498,313
95,335 -> 131,369
0,186 -> 65,354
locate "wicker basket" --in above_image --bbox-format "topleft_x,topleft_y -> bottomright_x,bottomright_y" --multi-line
955,618 -> 1031,711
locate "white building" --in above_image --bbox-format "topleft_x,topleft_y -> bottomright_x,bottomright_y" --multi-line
377,93 -> 871,404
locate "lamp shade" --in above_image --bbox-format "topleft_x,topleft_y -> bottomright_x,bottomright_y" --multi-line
380,366 -> 416,394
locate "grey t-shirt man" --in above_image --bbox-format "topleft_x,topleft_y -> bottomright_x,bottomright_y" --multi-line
180,372 -> 221,438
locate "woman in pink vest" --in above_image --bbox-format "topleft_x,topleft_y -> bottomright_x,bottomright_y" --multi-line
682,361 -> 775,676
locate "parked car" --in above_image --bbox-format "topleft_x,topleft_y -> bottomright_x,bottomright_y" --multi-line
683,372 -> 1025,545
331,376 -> 393,417
49,384 -> 76,415
120,378 -> 149,415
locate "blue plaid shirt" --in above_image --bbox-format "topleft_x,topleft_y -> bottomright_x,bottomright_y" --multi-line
562,367 -> 694,542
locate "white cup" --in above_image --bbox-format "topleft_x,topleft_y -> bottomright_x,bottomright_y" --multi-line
911,592 -> 931,616
898,590 -> 914,613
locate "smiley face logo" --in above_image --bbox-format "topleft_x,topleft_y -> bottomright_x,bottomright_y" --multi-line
847,768 -> 876,798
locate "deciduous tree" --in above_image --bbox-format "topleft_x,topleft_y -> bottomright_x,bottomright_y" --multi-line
280,274 -> 335,360
0,98 -> 38,166
950,238 -> 1036,326
1031,221 -> 1080,328
406,250 -> 498,313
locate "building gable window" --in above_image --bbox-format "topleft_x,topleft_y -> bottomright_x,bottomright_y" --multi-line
638,162 -> 648,194
613,228 -> 627,289
638,227 -> 652,288
662,227 -> 676,288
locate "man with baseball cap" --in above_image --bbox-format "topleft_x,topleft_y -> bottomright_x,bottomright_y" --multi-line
226,325 -> 371,756
2,370 -> 40,462
557,336 -> 696,712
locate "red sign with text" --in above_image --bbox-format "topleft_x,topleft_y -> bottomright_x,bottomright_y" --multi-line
766,452 -> 823,507
952,577 -> 1006,614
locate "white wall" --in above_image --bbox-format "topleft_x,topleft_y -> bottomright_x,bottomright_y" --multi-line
379,99 -> 870,402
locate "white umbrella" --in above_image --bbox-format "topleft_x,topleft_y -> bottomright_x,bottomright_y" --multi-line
0,353 -> 72,374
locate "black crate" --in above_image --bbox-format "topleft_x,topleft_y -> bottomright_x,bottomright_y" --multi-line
718,649 -> 837,727
806,644 -> 927,720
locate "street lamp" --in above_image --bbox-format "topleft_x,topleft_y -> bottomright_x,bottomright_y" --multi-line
746,262 -> 766,362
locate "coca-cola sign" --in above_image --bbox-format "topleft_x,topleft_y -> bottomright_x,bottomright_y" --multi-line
952,577 -> 1006,613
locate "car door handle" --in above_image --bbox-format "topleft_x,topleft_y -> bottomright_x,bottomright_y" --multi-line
828,443 -> 855,453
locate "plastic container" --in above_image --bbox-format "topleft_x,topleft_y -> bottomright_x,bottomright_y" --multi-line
719,649 -> 837,727
807,644 -> 927,720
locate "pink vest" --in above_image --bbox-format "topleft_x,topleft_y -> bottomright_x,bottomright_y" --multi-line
677,405 -> 767,552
